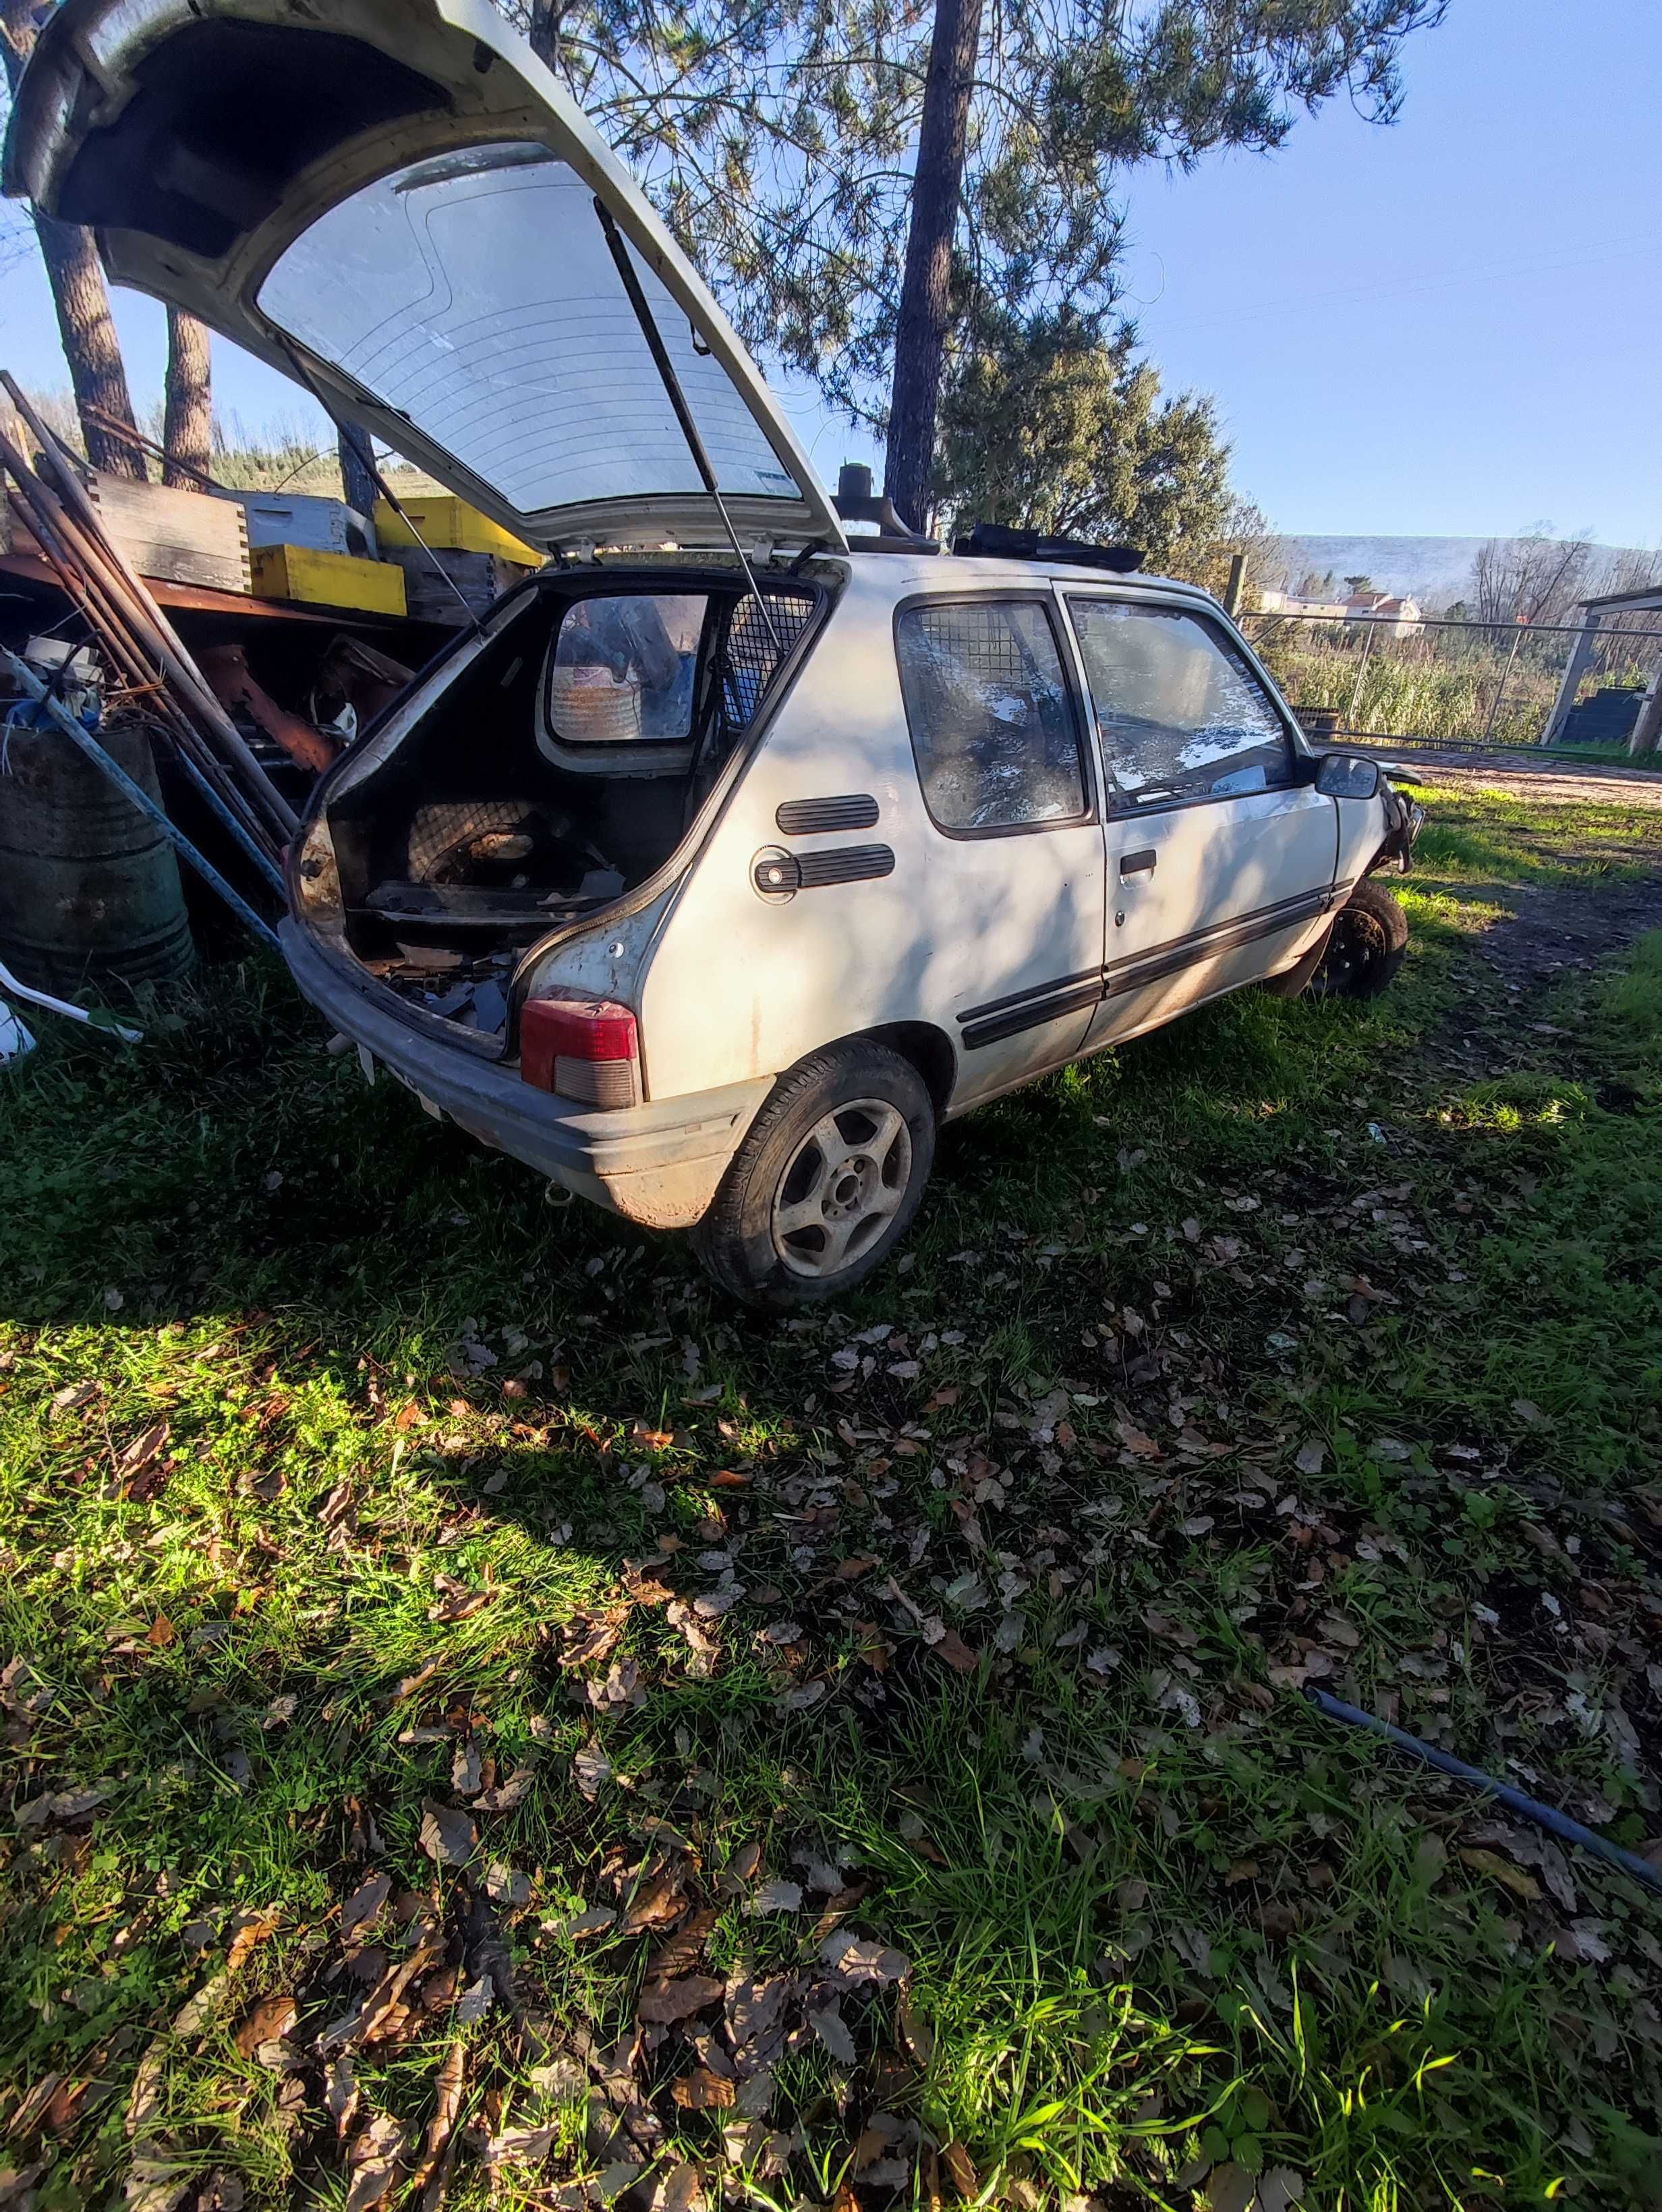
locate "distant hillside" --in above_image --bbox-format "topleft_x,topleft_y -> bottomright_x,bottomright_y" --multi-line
1271,534 -> 1652,608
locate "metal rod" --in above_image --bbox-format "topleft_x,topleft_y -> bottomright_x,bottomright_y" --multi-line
82,405 -> 229,494
1479,623 -> 1524,745
592,198 -> 782,657
2,420 -> 295,845
3,475 -> 281,861
0,954 -> 144,1043
0,376 -> 299,840
3,653 -> 281,952
275,343 -> 486,637
1344,620 -> 1375,730
1244,609 -> 1662,643
163,734 -> 287,893
1307,1687 -> 1662,1896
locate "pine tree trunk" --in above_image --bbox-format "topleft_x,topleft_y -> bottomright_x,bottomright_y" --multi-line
162,308 -> 213,488
2,0 -> 143,478
337,426 -> 379,520
29,208 -> 145,479
882,0 -> 984,534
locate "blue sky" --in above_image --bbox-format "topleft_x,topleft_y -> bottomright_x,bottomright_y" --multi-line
3,0 -> 1657,544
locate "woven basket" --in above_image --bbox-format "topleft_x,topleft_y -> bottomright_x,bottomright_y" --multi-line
546,664 -> 643,743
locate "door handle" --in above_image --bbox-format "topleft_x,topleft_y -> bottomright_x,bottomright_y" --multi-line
1119,849 -> 1157,879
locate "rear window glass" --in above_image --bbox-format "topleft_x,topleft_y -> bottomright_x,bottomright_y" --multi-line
546,593 -> 706,743
256,142 -> 801,518
1068,600 -> 1291,805
895,601 -> 1086,832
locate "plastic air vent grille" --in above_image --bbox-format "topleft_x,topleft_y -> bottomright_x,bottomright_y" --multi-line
775,794 -> 880,835
795,844 -> 894,887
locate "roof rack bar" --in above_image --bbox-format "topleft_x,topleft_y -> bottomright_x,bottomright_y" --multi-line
954,521 -> 1143,574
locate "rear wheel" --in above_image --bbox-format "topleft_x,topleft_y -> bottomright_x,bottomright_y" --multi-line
692,1041 -> 935,1308
1310,876 -> 1409,999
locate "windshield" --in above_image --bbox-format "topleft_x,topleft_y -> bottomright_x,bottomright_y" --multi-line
256,142 -> 803,521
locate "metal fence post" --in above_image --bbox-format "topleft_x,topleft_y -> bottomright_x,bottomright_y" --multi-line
1479,624 -> 1524,745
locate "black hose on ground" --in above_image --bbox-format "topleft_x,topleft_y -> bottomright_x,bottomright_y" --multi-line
1305,1687 -> 1662,1898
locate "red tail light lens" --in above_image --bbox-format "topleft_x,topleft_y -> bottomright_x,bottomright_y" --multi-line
520,996 -> 640,1108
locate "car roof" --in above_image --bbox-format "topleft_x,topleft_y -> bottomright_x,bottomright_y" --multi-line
834,548 -> 1226,611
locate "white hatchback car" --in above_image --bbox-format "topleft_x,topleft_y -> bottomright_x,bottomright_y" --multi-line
9,0 -> 1421,1307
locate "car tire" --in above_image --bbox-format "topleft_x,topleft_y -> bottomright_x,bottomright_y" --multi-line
1309,876 -> 1410,999
691,1041 -> 936,1309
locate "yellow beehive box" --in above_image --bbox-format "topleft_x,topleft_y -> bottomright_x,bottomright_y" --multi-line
373,495 -> 540,565
250,543 -> 408,616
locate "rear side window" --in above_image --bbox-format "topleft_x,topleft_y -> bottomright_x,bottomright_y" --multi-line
1068,600 -> 1292,807
546,593 -> 706,743
895,600 -> 1087,832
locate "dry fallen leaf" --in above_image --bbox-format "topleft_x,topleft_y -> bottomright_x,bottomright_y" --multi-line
117,1422 -> 170,1478
572,1744 -> 614,1801
225,1907 -> 279,1972
326,2055 -> 360,2140
484,2122 -> 558,2166
932,1627 -> 980,1675
340,1871 -> 391,1944
809,2006 -> 857,2064
345,2113 -> 407,2212
1203,2163 -> 1257,2212
1459,1847 -> 1542,1902
654,2163 -> 704,2212
637,1974 -> 724,2025
485,1862 -> 532,1907
1257,2169 -> 1307,2212
233,1993 -> 297,2059
418,1799 -> 478,1869
474,1764 -> 536,1813
745,1878 -> 803,1917
940,2141 -> 979,2199
821,1931 -> 910,1985
556,1904 -> 617,1940
672,2067 -> 736,2110
409,2041 -> 466,2195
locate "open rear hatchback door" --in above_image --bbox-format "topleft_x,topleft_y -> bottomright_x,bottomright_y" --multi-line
4,0 -> 848,558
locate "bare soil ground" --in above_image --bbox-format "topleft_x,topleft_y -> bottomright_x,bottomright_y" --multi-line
1364,745 -> 1662,810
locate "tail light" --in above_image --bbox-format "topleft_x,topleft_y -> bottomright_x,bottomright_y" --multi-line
520,995 -> 640,1108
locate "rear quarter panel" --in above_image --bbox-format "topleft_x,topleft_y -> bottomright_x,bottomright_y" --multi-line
637,577 -> 941,1101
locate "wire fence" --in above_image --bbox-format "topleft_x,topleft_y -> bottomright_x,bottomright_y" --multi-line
1239,608 -> 1662,758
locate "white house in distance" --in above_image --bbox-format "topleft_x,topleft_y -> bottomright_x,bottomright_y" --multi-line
1343,591 -> 1423,636
1257,587 -> 1423,636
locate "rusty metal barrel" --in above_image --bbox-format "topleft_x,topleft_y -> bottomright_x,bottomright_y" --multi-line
0,718 -> 193,993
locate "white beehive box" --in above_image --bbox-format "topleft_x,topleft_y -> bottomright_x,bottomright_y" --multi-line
231,490 -> 378,560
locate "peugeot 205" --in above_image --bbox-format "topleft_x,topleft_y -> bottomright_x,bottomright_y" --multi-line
6,0 -> 1422,1306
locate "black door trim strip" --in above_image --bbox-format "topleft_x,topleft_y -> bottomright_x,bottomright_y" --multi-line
961,981 -> 1108,1051
958,883 -> 1339,1049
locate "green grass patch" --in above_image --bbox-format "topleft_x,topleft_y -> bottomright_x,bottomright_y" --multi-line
3,784 -> 1662,2210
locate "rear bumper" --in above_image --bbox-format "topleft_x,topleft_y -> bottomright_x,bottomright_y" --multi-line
279,921 -> 770,1228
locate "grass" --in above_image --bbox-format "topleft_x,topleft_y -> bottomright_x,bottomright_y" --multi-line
1402,780 -> 1662,885
4,782 -> 1662,2212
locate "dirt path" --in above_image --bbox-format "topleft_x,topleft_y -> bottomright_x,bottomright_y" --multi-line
1462,873 -> 1662,989
1360,745 -> 1662,810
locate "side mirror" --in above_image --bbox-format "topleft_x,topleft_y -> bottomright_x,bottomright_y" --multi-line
1315,752 -> 1381,801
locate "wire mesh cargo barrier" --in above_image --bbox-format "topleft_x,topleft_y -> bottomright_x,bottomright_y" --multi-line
1240,608 -> 1662,758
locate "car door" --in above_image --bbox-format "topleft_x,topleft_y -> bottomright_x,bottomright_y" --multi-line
893,593 -> 1108,1109
1060,593 -> 1339,1049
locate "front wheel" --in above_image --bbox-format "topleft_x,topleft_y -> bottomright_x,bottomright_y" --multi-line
691,1041 -> 936,1308
1310,876 -> 1410,999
